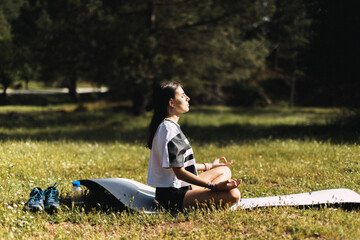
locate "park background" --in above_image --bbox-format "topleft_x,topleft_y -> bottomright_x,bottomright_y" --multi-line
0,0 -> 359,111
1,0 -> 360,239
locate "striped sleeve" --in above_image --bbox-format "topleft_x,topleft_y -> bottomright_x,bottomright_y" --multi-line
167,133 -> 190,168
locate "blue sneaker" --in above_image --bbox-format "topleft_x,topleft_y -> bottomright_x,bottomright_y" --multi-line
24,187 -> 44,212
44,183 -> 60,213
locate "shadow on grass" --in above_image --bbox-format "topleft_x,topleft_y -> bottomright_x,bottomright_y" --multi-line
183,123 -> 359,145
0,107 -> 359,144
0,106 -> 146,143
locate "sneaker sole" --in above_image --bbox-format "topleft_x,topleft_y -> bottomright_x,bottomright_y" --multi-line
24,205 -> 43,212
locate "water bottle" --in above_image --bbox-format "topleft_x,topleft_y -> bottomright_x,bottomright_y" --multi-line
71,181 -> 84,210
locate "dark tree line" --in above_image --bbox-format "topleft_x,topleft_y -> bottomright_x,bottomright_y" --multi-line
302,0 -> 360,108
0,0 -> 359,112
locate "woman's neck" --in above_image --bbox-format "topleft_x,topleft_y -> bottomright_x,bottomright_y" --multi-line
166,115 -> 180,123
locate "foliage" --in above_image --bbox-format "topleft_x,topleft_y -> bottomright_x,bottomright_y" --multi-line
264,0 -> 312,107
8,0 -> 311,109
301,0 -> 360,107
11,0 -> 96,101
1,0 -> 359,109
0,5 -> 13,98
0,0 -> 26,102
0,104 -> 359,239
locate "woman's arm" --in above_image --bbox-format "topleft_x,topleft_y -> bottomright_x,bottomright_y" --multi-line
173,167 -> 209,187
196,157 -> 233,171
173,167 -> 241,191
196,163 -> 207,171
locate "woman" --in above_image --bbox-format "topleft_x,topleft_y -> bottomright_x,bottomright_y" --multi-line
147,81 -> 241,212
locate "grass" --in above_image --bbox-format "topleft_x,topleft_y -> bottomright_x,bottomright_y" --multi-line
0,102 -> 360,239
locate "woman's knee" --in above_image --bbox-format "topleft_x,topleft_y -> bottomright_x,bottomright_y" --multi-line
202,166 -> 232,184
217,166 -> 231,179
229,188 -> 241,203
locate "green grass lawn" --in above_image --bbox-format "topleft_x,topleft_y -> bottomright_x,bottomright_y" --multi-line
0,103 -> 359,239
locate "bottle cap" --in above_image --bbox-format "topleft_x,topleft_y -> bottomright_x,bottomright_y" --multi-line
72,180 -> 81,187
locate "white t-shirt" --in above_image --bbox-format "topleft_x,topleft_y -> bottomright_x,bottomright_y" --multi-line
147,119 -> 198,188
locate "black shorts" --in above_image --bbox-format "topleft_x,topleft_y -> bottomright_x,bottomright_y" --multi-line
155,186 -> 191,212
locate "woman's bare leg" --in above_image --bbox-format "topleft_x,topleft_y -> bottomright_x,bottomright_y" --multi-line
183,166 -> 241,209
183,187 -> 241,209
191,166 -> 232,190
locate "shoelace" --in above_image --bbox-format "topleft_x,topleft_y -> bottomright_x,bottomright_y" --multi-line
45,183 -> 59,201
30,188 -> 44,202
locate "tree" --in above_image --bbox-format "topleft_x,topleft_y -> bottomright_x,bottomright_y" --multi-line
304,0 -> 360,107
13,0 -> 97,102
100,0 -> 275,113
265,0 -> 312,107
37,0 -> 96,101
0,0 -> 25,103
0,39 -> 15,103
11,0 -> 324,110
11,0 -> 278,110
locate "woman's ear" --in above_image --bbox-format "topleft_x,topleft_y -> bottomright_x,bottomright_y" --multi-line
168,98 -> 174,108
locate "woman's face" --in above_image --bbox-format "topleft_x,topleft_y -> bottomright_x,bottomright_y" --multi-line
169,86 -> 190,115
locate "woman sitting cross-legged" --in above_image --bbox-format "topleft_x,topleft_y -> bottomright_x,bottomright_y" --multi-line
146,81 -> 242,212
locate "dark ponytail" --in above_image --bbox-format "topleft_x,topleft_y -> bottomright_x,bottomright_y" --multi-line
147,81 -> 181,149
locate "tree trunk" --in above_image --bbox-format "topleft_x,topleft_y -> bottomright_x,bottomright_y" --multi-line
147,0 -> 156,33
25,77 -> 29,90
132,85 -> 146,116
132,80 -> 153,116
130,0 -> 156,116
290,77 -> 296,108
0,87 -> 7,105
67,77 -> 78,102
0,71 -> 11,105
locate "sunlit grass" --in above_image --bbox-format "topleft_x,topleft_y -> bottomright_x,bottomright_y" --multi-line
0,103 -> 359,239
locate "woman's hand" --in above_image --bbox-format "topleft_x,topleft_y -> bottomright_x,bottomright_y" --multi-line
214,179 -> 242,191
211,157 -> 233,169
